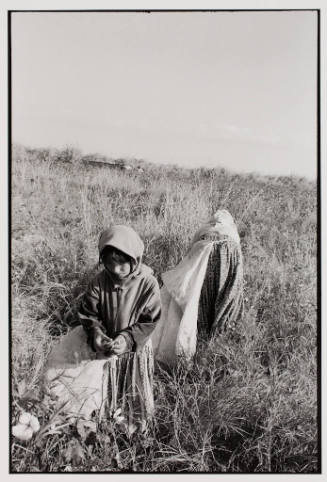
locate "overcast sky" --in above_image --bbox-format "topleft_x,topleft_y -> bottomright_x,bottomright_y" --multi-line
11,10 -> 317,178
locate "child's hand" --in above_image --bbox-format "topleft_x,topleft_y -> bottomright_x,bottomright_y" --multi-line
93,327 -> 113,353
110,335 -> 129,356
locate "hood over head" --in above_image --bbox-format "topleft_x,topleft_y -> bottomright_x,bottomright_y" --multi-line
98,225 -> 145,282
99,225 -> 144,261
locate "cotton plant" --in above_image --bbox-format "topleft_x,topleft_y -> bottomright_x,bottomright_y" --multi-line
112,408 -> 125,425
110,408 -> 139,435
12,412 -> 40,442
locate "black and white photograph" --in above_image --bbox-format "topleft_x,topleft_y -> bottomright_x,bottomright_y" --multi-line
4,1 -> 324,476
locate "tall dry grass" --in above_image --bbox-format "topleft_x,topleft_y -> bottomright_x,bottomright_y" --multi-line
11,145 -> 318,472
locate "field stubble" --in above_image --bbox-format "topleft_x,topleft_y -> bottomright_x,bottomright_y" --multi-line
11,146 -> 318,472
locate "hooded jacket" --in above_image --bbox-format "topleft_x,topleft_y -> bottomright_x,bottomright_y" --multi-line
78,226 -> 161,351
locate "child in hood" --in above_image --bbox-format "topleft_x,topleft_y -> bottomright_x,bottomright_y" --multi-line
79,225 -> 161,355
45,225 -> 161,430
78,225 -> 161,427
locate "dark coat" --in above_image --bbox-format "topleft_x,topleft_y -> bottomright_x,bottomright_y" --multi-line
78,264 -> 161,351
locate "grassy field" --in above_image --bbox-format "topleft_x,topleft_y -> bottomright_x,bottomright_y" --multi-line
10,144 -> 318,473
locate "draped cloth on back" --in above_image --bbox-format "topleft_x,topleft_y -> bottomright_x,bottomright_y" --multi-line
151,210 -> 243,367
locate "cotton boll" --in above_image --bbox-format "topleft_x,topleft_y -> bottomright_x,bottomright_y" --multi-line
128,423 -> 137,435
19,412 -> 32,425
113,408 -> 122,418
16,412 -> 40,435
29,415 -> 40,433
115,416 -> 125,424
12,424 -> 34,441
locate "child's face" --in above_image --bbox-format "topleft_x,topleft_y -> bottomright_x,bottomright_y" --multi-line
102,248 -> 131,279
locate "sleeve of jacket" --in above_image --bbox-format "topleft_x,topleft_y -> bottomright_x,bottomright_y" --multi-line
77,276 -> 104,337
119,277 -> 161,350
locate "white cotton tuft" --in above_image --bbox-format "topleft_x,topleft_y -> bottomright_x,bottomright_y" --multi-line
29,415 -> 40,433
18,412 -> 32,425
12,424 -> 34,441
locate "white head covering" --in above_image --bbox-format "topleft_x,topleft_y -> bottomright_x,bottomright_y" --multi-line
192,209 -> 240,244
208,209 -> 235,226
